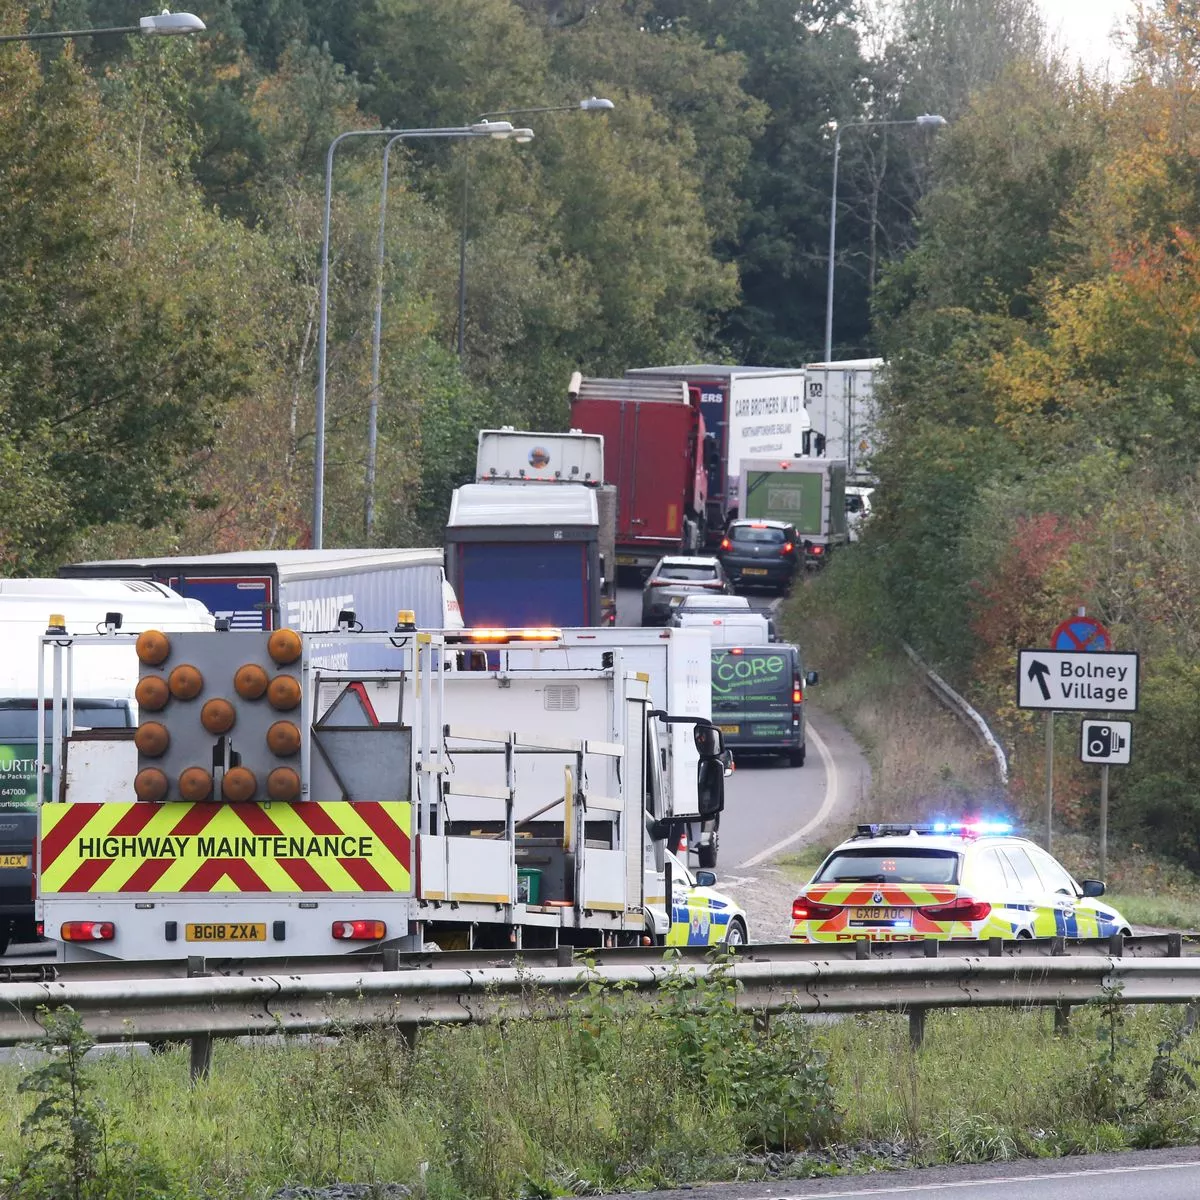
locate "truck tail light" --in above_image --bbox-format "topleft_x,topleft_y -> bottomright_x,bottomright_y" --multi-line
720,538 -> 732,550
792,897 -> 840,922
61,921 -> 115,942
332,919 -> 386,941
919,896 -> 992,923
810,544 -> 824,557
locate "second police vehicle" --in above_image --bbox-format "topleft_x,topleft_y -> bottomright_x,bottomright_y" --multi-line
791,822 -> 1131,943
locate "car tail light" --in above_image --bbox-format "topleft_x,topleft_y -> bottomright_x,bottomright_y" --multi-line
782,542 -> 794,555
720,538 -> 732,551
919,896 -> 992,923
61,921 -> 115,942
649,579 -> 673,587
698,579 -> 725,589
792,897 -> 841,921
333,919 -> 387,940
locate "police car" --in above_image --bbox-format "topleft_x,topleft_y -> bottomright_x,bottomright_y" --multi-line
653,850 -> 749,947
790,822 -> 1131,943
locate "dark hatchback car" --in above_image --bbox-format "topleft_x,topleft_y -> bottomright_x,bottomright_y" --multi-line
718,520 -> 800,594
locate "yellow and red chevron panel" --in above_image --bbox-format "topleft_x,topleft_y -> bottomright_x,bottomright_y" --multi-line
40,801 -> 412,895
792,882 -> 984,942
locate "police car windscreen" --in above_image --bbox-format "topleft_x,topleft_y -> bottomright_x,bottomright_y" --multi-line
0,699 -> 133,738
815,848 -> 960,885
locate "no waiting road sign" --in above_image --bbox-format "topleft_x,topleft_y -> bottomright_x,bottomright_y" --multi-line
1051,615 -> 1112,652
1017,649 -> 1139,712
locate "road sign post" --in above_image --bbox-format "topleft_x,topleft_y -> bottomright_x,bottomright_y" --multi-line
1019,611 -> 1129,854
1079,720 -> 1131,881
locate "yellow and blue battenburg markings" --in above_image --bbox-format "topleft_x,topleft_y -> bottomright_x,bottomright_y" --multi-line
666,889 -> 733,946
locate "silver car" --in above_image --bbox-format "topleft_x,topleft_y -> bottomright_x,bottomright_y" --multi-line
641,556 -> 730,626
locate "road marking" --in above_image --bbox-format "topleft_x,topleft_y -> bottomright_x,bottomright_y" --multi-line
762,1159 -> 1200,1198
738,721 -> 839,868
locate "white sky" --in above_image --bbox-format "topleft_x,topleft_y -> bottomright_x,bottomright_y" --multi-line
1038,0 -> 1137,74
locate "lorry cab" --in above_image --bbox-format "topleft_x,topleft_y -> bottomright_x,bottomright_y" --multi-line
710,643 -> 817,767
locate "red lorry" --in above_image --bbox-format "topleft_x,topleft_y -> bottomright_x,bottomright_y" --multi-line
568,373 -> 713,579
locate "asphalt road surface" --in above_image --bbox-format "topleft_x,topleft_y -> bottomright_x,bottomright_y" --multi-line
599,1148 -> 1200,1200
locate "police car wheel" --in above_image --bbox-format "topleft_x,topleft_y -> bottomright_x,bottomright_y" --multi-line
1016,929 -> 1034,940
724,918 -> 747,946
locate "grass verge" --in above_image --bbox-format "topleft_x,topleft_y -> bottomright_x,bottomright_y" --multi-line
4,985 -> 1200,1198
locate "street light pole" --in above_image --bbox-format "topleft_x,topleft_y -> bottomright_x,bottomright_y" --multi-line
363,121 -> 532,540
0,11 -> 206,42
312,122 -> 531,549
456,97 -> 613,360
823,113 -> 947,364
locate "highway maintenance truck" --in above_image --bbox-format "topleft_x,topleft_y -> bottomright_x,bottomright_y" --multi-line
568,373 -> 712,578
35,623 -> 729,960
625,365 -> 812,536
739,457 -> 848,569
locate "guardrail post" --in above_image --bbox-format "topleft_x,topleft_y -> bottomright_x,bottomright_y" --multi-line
382,948 -> 400,971
908,1007 -> 926,1049
923,939 -> 939,958
1109,931 -> 1125,958
556,945 -> 572,968
855,940 -> 870,960
988,938 -> 1003,957
187,956 -> 212,1084
1168,933 -> 1182,958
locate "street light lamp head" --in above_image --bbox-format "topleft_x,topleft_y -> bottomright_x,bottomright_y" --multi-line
579,97 -> 615,111
915,113 -> 948,127
139,10 -> 206,35
470,119 -> 516,138
512,128 -> 535,143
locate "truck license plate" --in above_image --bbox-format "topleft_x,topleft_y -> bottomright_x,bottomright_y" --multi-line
616,555 -> 636,566
743,567 -> 769,576
185,923 -> 266,942
0,854 -> 29,868
717,724 -> 740,734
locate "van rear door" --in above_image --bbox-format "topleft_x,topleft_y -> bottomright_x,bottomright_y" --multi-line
710,646 -> 799,753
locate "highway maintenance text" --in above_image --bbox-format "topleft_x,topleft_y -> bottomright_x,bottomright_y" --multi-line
75,835 -> 375,859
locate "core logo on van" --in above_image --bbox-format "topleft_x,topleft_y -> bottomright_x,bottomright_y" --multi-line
712,653 -> 787,695
528,447 -> 551,468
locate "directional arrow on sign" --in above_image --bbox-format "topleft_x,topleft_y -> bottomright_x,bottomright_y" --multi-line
1027,659 -> 1051,701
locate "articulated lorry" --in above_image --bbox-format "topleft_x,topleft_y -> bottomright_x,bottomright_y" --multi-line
625,365 -> 811,535
803,358 -> 883,483
35,625 -> 731,960
0,580 -> 214,953
739,457 -> 848,568
568,373 -> 712,577
446,428 -> 616,627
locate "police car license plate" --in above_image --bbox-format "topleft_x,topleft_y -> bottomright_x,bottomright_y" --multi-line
718,724 -> 740,734
851,907 -> 904,922
743,567 -> 769,576
0,854 -> 29,868
185,923 -> 266,942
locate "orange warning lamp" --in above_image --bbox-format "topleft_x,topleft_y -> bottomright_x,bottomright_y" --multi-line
178,767 -> 213,802
267,675 -> 302,711
234,663 -> 269,700
134,768 -> 169,803
134,722 -> 170,757
267,628 -> 302,665
267,766 -> 302,801
221,766 -> 257,803
168,664 -> 203,700
266,720 -> 301,756
135,675 -> 170,711
201,698 -> 236,734
136,630 -> 170,666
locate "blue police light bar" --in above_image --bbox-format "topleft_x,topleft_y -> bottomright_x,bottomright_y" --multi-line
855,820 -> 1014,839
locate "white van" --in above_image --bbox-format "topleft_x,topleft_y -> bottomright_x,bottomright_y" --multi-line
672,610 -> 774,647
0,580 -> 214,952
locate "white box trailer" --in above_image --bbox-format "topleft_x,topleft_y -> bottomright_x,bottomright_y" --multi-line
475,427 -> 604,484
803,358 -> 884,482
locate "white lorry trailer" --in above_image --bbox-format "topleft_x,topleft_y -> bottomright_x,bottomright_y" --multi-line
35,625 -> 731,960
803,358 -> 883,483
